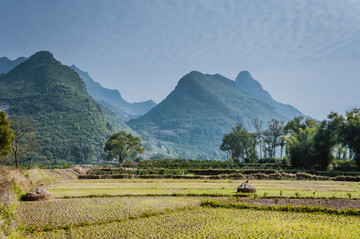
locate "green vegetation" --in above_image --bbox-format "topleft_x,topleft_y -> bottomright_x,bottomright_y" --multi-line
220,111 -> 360,171
104,131 -> 145,165
220,124 -> 256,163
201,199 -> 360,216
47,179 -> 360,198
3,168 -> 360,238
0,51 -> 131,165
16,196 -> 202,232
27,208 -> 360,238
128,71 -> 300,160
0,111 -> 14,157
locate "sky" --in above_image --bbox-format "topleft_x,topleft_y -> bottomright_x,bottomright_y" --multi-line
1,0 -> 359,120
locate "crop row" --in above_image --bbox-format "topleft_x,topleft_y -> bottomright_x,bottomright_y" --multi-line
16,196 -> 203,231
28,208 -> 360,238
48,179 -> 360,198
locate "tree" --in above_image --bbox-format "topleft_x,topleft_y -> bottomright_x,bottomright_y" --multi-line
0,111 -> 14,157
220,124 -> 257,163
104,131 -> 145,165
340,108 -> 360,168
263,119 -> 284,158
312,113 -> 343,170
286,126 -> 317,168
252,119 -> 263,159
10,115 -> 40,168
285,117 -> 318,168
313,120 -> 336,170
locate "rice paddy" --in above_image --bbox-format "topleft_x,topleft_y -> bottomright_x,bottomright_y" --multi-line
27,208 -> 360,238
14,178 -> 360,238
48,179 -> 360,198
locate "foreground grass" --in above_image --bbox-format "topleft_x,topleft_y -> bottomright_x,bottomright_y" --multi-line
27,208 -> 360,238
48,179 -> 360,198
16,197 -> 203,232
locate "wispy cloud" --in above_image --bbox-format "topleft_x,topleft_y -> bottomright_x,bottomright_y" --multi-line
0,0 -> 359,119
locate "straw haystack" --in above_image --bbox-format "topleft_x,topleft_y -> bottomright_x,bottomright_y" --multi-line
23,183 -> 54,201
237,180 -> 257,193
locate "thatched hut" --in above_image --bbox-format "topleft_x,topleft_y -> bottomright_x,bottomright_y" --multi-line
237,180 -> 257,193
23,183 -> 54,201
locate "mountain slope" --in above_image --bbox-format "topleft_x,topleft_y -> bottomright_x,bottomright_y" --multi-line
0,51 -> 132,164
71,65 -> 156,121
235,71 -> 304,119
128,71 -> 291,159
0,56 -> 27,74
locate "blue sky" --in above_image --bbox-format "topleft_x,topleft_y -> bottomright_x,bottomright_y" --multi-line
1,0 -> 359,119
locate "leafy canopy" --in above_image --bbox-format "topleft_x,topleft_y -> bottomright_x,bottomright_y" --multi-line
220,124 -> 257,163
104,131 -> 145,165
0,111 -> 14,157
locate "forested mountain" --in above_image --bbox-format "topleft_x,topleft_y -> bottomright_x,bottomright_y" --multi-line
0,52 -> 305,161
71,65 -> 156,121
235,71 -> 304,119
0,56 -> 27,74
0,51 -> 132,164
128,71 -> 303,159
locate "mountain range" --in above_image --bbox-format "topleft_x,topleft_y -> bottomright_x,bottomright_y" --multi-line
0,51 -> 305,162
71,65 -> 156,121
129,71 -> 304,159
0,51 -> 132,163
0,56 -> 28,74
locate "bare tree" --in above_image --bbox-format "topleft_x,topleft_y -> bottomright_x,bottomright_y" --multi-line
252,119 -> 263,159
263,119 -> 284,158
10,115 -> 40,168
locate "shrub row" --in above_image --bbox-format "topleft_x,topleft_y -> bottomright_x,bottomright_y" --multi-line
201,200 -> 360,216
79,172 -> 360,181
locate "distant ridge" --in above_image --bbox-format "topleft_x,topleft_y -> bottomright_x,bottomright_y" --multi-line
129,71 -> 303,159
71,65 -> 156,121
235,71 -> 304,119
0,56 -> 27,74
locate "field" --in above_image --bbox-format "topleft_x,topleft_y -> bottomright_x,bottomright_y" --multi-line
26,208 -> 360,238
13,177 -> 360,238
48,179 -> 360,198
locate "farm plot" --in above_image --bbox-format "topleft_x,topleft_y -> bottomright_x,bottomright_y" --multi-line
16,196 -> 203,231
48,179 -> 360,198
27,208 -> 360,238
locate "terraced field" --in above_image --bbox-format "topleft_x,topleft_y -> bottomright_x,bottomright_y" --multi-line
48,179 -> 360,198
13,178 -> 360,238
27,208 -> 360,238
16,197 -> 203,231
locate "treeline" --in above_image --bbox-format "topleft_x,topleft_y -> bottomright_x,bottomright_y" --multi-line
123,158 -> 243,169
220,109 -> 360,170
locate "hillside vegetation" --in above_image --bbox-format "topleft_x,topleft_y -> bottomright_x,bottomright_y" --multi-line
129,71 -> 303,159
0,51 -> 131,164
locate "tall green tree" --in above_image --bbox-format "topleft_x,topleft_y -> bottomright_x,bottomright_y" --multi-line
285,117 -> 318,168
312,113 -> 343,170
104,131 -> 145,165
0,111 -> 14,157
286,126 -> 317,168
220,124 -> 257,163
340,108 -> 360,168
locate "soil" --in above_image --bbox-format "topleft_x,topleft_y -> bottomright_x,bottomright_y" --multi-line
238,198 -> 360,210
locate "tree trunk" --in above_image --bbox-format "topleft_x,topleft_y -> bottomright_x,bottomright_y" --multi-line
13,140 -> 19,168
